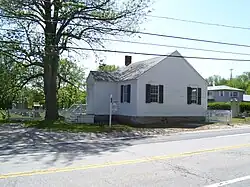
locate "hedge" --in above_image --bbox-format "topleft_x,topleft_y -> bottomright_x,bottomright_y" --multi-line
208,102 -> 250,112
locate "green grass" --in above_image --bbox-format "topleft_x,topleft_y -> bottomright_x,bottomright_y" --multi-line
231,117 -> 250,124
23,120 -> 134,133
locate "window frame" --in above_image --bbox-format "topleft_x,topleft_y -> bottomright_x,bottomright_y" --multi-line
232,91 -> 238,97
149,85 -> 159,103
190,87 -> 198,104
123,85 -> 129,102
219,91 -> 224,97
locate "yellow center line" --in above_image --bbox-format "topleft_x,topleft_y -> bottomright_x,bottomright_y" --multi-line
1,143 -> 250,179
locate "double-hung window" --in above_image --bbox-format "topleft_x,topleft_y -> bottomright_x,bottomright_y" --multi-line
187,86 -> 202,105
120,84 -> 131,103
146,84 -> 164,103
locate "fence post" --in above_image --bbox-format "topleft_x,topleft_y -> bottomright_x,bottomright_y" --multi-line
109,94 -> 112,128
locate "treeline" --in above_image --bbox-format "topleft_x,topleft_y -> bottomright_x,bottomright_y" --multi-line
206,72 -> 250,94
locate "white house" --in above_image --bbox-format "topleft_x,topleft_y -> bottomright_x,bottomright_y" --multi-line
86,50 -> 208,126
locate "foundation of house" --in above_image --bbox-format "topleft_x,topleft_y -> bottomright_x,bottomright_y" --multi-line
94,115 -> 206,127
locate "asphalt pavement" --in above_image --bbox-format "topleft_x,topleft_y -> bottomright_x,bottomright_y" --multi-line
1,125 -> 250,186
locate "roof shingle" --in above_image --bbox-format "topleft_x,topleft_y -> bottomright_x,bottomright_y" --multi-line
90,56 -> 166,81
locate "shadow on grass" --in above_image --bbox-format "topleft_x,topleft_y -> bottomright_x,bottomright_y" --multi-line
0,122 -> 151,167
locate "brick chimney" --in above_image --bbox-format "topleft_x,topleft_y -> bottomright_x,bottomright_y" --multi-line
125,55 -> 132,66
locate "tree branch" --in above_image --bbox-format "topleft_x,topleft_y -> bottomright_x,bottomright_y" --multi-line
57,74 -> 75,87
19,73 -> 44,89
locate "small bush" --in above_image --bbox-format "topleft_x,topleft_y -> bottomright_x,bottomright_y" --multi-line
208,102 -> 231,110
240,102 -> 250,112
208,102 -> 250,112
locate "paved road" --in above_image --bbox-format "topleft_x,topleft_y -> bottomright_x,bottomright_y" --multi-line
1,126 -> 250,186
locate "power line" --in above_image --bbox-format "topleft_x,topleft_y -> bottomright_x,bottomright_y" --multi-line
1,14 -> 250,48
1,27 -> 250,56
100,38 -> 250,56
66,46 -> 250,62
147,15 -> 250,31
1,40 -> 249,62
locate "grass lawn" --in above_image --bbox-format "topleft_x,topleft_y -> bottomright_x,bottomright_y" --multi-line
231,117 -> 250,124
23,120 -> 134,133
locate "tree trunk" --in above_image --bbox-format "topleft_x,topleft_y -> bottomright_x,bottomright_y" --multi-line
43,37 -> 59,120
44,57 -> 59,120
43,4 -> 59,121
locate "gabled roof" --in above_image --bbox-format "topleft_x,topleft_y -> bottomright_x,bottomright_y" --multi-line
89,71 -> 119,81
90,50 -> 206,82
116,56 -> 166,81
90,55 -> 166,81
208,85 -> 244,92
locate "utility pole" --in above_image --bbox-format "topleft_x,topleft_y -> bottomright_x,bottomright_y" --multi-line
230,69 -> 233,81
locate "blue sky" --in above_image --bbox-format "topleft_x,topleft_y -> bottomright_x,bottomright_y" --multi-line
80,0 -> 250,79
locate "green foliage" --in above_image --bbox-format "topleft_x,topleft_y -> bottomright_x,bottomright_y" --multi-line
58,85 -> 86,109
239,102 -> 250,112
208,102 -> 250,112
206,72 -> 250,94
57,58 -> 86,109
208,102 -> 231,110
0,56 -> 25,109
17,88 -> 45,108
206,75 -> 228,86
98,64 -> 119,72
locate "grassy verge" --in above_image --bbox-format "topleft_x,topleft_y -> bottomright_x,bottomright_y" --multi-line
23,120 -> 134,133
231,117 -> 250,124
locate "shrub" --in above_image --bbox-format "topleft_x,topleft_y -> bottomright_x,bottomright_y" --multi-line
208,102 -> 231,110
240,102 -> 250,112
208,102 -> 250,112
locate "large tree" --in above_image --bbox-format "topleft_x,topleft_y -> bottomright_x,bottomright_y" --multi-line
0,0 -> 151,120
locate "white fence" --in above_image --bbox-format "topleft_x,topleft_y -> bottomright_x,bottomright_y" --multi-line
206,110 -> 232,124
4,104 -> 87,121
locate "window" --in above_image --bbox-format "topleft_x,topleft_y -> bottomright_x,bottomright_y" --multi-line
150,85 -> 159,102
146,84 -> 164,103
219,91 -> 224,96
233,91 -> 238,97
120,84 -> 131,103
123,85 -> 129,102
187,87 -> 201,105
191,88 -> 198,104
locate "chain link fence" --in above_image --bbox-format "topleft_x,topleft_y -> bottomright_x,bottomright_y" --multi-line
205,110 -> 232,124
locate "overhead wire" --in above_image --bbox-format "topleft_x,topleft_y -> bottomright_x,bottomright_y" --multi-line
1,27 -> 250,56
147,15 -> 250,31
0,14 -> 250,61
0,14 -> 250,48
1,40 -> 250,62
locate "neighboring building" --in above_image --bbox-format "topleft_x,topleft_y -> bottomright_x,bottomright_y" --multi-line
86,50 -> 208,126
207,85 -> 245,102
243,94 -> 250,102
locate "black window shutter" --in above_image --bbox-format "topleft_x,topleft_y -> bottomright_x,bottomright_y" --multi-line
146,84 -> 151,103
198,88 -> 202,105
187,87 -> 192,104
159,85 -> 164,103
127,84 -> 131,103
120,85 -> 124,103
